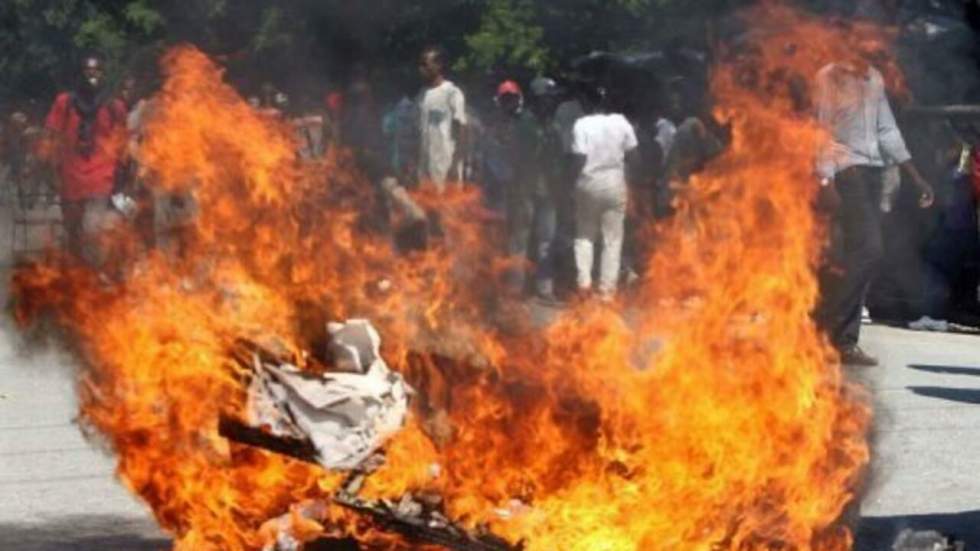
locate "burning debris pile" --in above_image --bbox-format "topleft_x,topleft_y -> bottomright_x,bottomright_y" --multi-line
223,320 -> 516,551
330,473 -> 520,551
12,4 -> 896,551
225,320 -> 412,471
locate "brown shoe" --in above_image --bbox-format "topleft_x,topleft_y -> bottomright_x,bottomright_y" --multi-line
840,346 -> 879,367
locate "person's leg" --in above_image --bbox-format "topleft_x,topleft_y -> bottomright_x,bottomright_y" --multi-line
533,193 -> 558,298
505,188 -> 534,293
134,183 -> 156,250
60,199 -> 85,259
620,200 -> 642,286
821,167 -> 884,351
81,197 -> 122,269
421,160 -> 448,194
573,188 -> 600,291
597,186 -> 628,298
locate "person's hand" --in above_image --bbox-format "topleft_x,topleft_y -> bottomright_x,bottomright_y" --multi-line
915,181 -> 935,209
816,178 -> 841,212
901,162 -> 935,210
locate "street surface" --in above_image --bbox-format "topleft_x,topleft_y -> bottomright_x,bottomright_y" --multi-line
853,325 -> 980,549
0,205 -> 979,549
3,319 -> 980,549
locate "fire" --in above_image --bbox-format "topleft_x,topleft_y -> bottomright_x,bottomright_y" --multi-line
13,3 -> 887,550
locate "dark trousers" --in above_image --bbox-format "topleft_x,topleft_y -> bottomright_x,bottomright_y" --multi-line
818,166 -> 885,349
506,190 -> 558,294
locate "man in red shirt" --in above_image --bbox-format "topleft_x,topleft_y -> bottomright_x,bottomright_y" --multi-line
43,54 -> 128,265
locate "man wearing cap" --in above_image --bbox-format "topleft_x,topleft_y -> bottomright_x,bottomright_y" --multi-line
815,50 -> 935,366
490,79 -> 561,300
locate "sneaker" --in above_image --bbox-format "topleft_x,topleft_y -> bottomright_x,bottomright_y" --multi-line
840,346 -> 879,367
861,307 -> 872,325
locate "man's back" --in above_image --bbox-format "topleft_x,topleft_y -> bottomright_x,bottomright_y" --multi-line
572,113 -> 638,191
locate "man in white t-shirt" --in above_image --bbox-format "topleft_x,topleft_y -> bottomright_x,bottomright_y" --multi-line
416,47 -> 467,191
571,85 -> 638,300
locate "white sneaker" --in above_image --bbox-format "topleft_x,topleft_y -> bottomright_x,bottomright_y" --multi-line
861,307 -> 872,325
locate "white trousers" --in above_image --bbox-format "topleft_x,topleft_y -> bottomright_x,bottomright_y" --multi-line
573,185 -> 627,295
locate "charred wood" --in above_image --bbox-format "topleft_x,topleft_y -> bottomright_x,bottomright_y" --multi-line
218,416 -> 319,465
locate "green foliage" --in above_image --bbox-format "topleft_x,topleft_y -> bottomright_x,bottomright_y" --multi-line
252,6 -> 292,53
75,11 -> 126,55
615,0 -> 653,14
0,0 -> 751,105
123,0 -> 164,34
460,0 -> 548,72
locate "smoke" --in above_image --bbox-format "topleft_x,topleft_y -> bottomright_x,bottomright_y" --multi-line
894,2 -> 980,104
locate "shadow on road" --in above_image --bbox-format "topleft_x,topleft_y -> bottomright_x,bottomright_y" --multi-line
855,510 -> 980,550
908,386 -> 980,405
909,364 -> 980,377
0,515 -> 169,551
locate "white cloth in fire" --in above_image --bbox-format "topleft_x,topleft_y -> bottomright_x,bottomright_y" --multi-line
246,319 -> 412,470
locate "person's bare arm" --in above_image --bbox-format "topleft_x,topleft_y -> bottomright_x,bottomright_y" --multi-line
899,160 -> 935,208
448,85 -> 469,184
873,71 -> 933,209
452,120 -> 468,182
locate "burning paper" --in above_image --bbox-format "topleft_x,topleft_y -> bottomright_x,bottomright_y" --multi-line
246,320 -> 412,470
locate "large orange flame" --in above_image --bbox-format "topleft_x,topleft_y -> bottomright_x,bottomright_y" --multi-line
13,4 -> 885,550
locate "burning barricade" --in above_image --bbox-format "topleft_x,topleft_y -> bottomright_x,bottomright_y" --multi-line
221,319 -> 517,551
10,4 -> 905,550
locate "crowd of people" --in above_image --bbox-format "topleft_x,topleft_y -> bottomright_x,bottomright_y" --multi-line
2,40 -> 980,366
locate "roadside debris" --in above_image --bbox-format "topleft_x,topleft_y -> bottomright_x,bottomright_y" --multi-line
892,529 -> 965,551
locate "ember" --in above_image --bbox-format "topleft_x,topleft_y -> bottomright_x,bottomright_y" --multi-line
12,3 -> 886,550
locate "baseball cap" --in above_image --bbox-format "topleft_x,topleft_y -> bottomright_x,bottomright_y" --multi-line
496,80 -> 523,98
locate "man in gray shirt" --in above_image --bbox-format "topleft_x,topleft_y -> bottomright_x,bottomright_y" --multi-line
815,52 -> 934,366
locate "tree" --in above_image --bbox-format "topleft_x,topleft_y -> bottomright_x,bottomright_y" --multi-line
458,0 -> 548,73
0,0 -> 757,108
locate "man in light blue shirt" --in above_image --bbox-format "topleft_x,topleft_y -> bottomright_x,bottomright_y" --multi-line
815,55 -> 934,366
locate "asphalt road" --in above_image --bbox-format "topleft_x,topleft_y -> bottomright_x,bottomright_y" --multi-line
3,318 -> 980,550
1,201 -> 979,549
0,325 -> 169,551
853,325 -> 980,549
